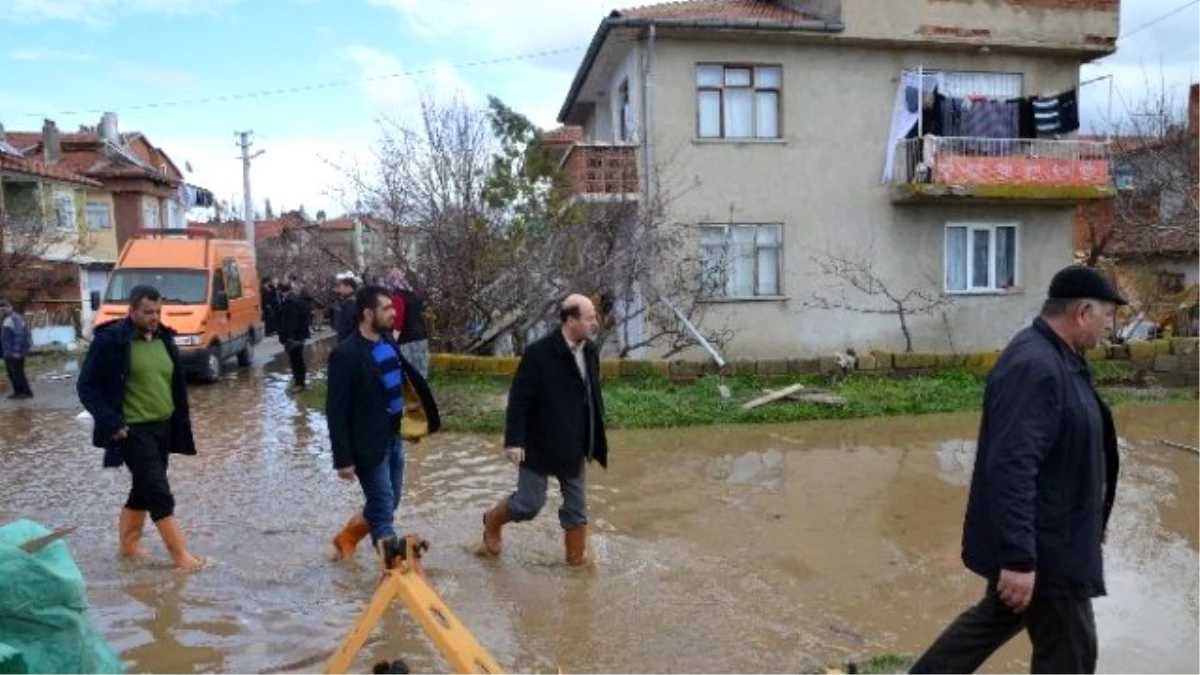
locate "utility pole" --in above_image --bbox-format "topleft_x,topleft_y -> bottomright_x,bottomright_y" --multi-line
236,131 -> 264,256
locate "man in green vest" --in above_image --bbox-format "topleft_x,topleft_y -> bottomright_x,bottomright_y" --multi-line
78,284 -> 204,570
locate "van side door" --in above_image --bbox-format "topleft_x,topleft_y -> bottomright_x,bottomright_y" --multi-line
211,266 -> 231,351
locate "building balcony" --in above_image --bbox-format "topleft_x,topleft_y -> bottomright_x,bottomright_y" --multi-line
892,137 -> 1116,204
561,143 -> 639,198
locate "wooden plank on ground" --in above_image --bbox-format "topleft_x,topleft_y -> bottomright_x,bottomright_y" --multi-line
762,387 -> 846,406
1157,438 -> 1200,455
742,383 -> 806,410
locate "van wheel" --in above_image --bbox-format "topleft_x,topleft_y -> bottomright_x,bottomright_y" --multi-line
237,342 -> 254,367
201,348 -> 222,383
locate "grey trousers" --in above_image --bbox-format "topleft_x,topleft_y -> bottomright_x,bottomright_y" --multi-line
507,465 -> 587,530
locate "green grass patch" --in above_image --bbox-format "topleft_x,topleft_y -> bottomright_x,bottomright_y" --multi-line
297,366 -> 1192,434
854,653 -> 917,674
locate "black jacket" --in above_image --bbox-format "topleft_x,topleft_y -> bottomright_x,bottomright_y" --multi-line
326,334 -> 440,470
397,289 -> 428,344
504,329 -> 608,479
962,317 -> 1120,598
77,318 -> 196,468
334,296 -> 358,343
278,292 -> 311,345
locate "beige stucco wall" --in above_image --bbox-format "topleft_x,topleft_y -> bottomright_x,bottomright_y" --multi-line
839,0 -> 1119,52
637,37 -> 1083,358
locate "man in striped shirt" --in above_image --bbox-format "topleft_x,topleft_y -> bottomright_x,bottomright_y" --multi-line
326,285 -> 408,566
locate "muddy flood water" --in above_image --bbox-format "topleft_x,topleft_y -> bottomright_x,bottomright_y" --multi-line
0,348 -> 1196,674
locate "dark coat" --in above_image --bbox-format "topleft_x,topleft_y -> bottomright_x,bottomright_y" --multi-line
326,334 -> 440,470
278,292 -> 311,346
962,317 -> 1120,598
504,329 -> 608,479
77,318 -> 196,468
334,296 -> 358,343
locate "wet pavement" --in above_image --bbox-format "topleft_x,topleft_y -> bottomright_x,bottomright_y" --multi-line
0,345 -> 1195,674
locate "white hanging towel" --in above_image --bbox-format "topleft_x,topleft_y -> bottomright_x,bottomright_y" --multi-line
882,71 -> 941,184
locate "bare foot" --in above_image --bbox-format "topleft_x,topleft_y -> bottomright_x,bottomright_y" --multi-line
173,552 -> 207,571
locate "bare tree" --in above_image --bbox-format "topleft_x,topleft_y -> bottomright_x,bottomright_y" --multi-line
807,245 -> 951,353
1080,74 -> 1198,267
0,193 -> 83,302
330,93 -> 733,358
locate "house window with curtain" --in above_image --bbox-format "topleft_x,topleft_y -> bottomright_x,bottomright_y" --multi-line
142,199 -> 160,229
54,194 -> 75,230
696,64 -> 781,140
945,223 -> 1018,293
700,223 -> 782,298
85,201 -> 112,229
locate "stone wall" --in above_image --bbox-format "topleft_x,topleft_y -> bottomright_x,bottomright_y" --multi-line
429,338 -> 1200,387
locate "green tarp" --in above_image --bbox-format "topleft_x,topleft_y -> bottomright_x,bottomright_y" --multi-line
0,519 -> 124,674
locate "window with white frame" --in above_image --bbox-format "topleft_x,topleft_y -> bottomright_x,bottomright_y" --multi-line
945,223 -> 1018,293
142,199 -> 160,229
696,65 -> 781,140
85,201 -> 112,229
1159,188 -> 1186,220
54,194 -> 75,230
700,223 -> 782,298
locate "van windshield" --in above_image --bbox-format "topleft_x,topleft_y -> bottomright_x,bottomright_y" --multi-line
105,269 -> 209,305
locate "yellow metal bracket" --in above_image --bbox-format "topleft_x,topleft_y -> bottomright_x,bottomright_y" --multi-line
324,534 -> 504,675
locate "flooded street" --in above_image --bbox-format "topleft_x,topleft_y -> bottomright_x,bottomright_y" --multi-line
0,350 -> 1196,674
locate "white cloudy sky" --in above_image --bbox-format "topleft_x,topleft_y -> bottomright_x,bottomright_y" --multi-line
1,0 -> 1195,217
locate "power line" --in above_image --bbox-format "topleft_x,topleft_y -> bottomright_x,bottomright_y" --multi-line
10,45 -> 587,119
1119,0 -> 1199,42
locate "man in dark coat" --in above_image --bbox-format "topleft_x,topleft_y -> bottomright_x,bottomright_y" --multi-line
277,279 -> 312,392
481,293 -> 608,566
332,274 -> 360,343
910,266 -> 1125,674
1,299 -> 33,399
326,285 -> 441,568
262,276 -> 281,336
77,284 -> 203,570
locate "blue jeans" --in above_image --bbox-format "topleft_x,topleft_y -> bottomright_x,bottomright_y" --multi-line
355,438 -> 404,542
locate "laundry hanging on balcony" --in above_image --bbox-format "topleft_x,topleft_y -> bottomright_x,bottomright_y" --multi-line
1033,88 -> 1080,136
882,70 -> 942,183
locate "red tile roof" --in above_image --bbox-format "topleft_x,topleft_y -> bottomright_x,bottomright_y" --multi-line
0,152 -> 102,187
615,0 -> 815,23
540,126 -> 584,145
5,129 -> 182,185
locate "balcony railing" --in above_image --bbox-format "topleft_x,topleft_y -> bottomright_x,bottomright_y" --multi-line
562,143 -> 639,197
892,137 -> 1116,203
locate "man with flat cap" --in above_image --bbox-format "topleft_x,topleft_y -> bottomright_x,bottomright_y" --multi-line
480,293 -> 608,566
910,266 -> 1125,674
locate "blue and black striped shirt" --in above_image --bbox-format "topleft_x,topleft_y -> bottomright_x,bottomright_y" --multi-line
370,339 -> 404,423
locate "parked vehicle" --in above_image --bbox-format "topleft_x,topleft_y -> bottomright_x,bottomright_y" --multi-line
92,228 -> 264,382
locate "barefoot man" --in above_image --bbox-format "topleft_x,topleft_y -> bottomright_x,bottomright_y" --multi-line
78,285 -> 204,570
482,293 -> 609,566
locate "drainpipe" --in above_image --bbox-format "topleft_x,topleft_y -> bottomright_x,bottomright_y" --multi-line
648,23 -> 657,205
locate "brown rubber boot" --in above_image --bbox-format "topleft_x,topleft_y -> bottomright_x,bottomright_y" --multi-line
482,498 -> 511,556
155,516 -> 204,571
564,525 -> 588,567
118,508 -> 146,558
332,514 -> 370,559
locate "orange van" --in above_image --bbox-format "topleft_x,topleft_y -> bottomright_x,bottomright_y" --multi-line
91,228 -> 264,382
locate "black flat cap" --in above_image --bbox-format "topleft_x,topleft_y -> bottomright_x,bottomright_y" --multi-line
1048,266 -> 1127,305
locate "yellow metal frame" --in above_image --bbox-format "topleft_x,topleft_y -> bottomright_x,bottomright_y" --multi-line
324,535 -> 503,675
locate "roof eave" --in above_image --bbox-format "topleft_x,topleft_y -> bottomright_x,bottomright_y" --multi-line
556,14 -> 845,123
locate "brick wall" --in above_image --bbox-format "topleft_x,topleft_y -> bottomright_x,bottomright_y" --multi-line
429,338 -> 1200,387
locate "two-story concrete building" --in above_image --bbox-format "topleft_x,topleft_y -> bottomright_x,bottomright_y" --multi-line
3,113 -> 211,344
556,0 -> 1120,358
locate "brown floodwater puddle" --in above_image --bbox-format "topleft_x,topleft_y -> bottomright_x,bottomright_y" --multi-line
0,357 -> 1194,673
